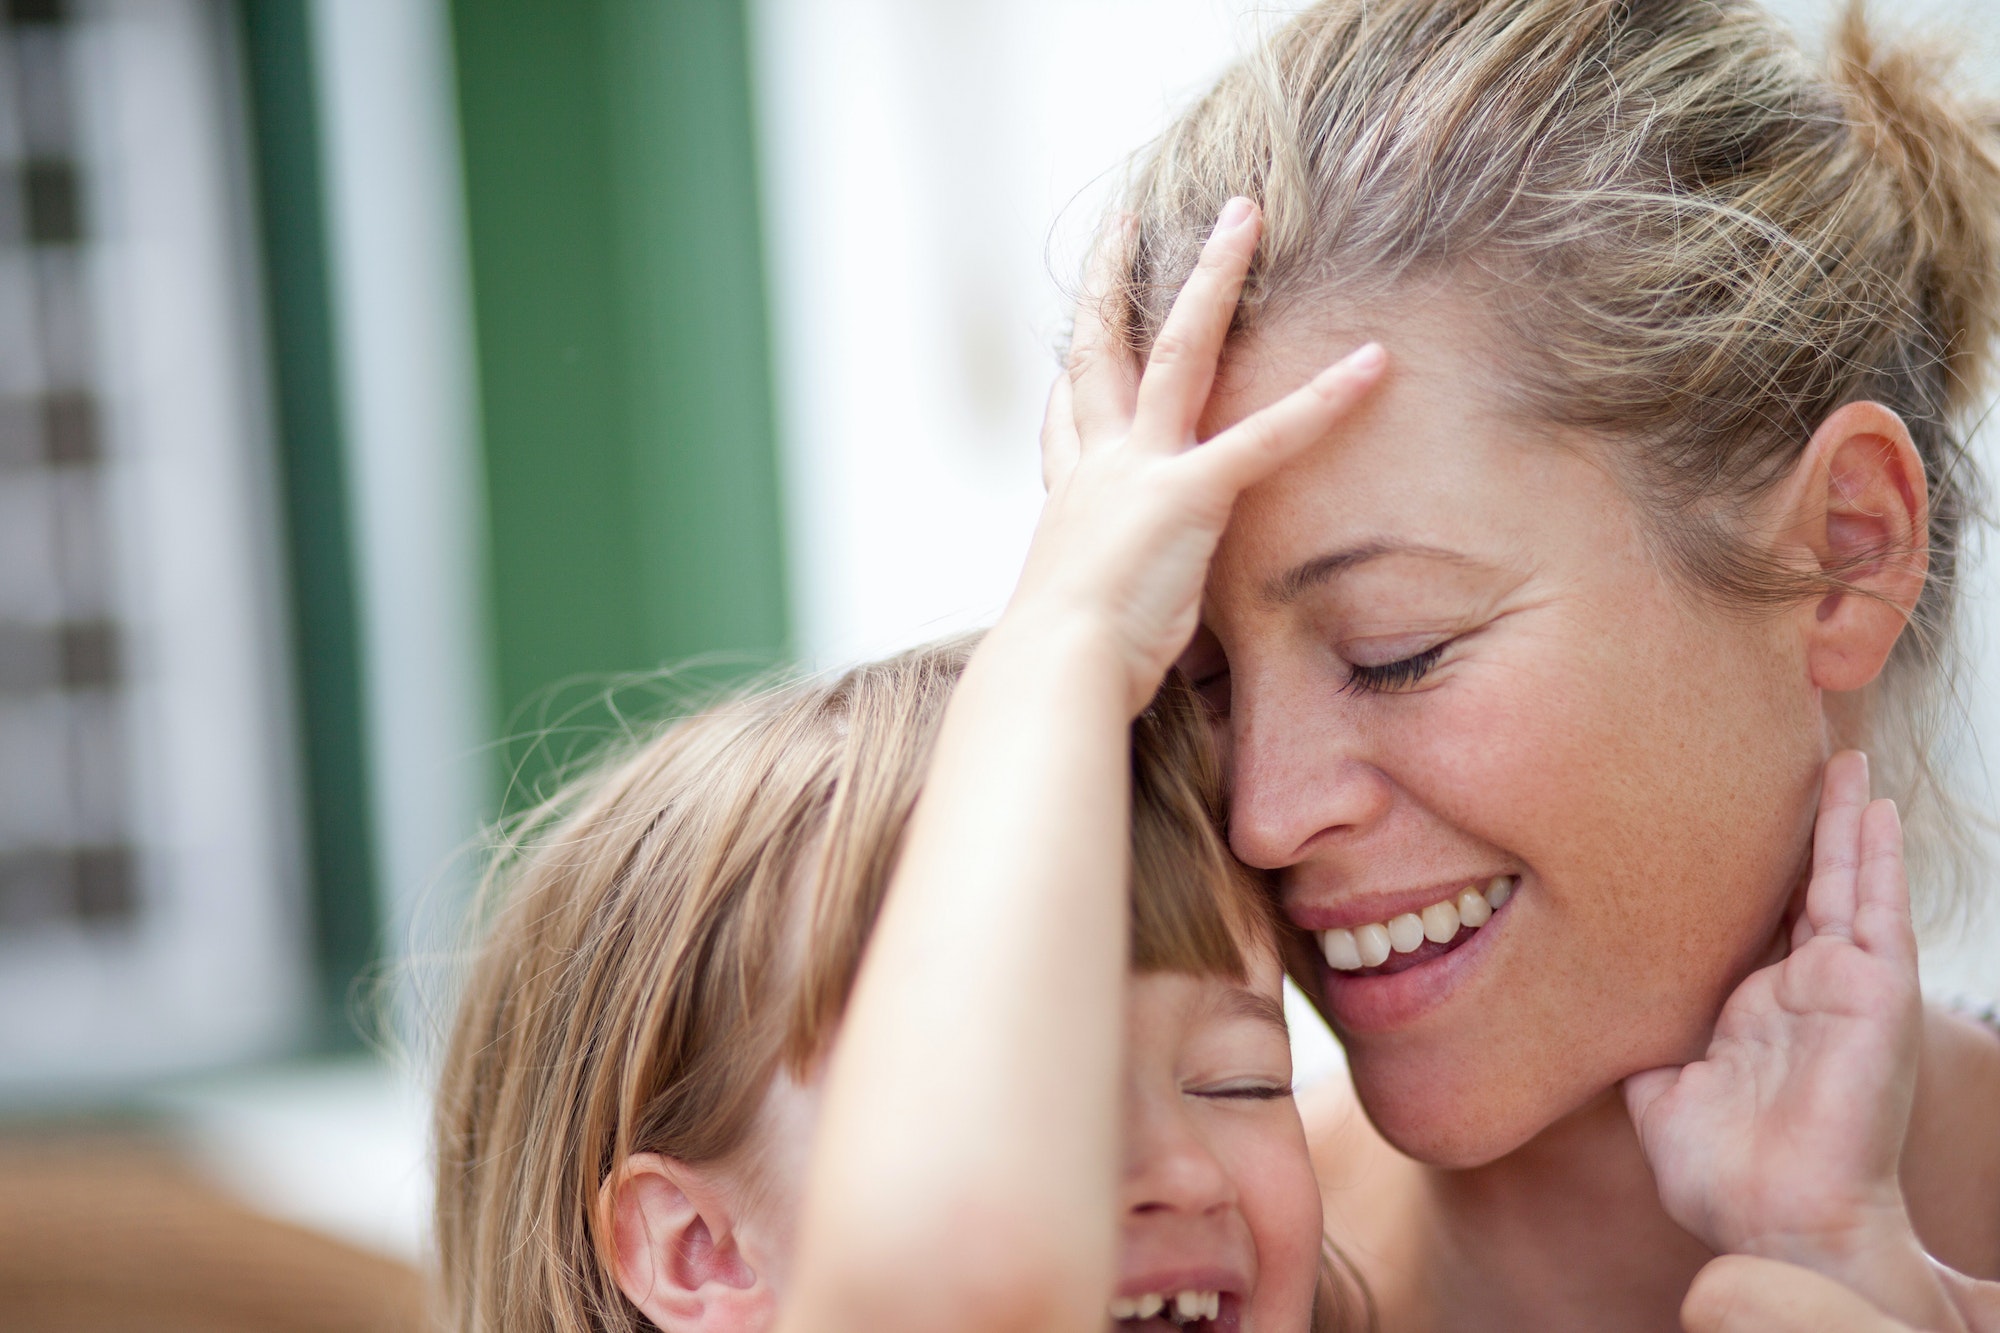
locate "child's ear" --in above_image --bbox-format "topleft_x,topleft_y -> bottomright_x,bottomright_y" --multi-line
603,1153 -> 775,1333
1775,401 -> 1929,694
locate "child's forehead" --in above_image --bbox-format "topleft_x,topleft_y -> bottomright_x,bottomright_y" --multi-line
1126,955 -> 1289,1040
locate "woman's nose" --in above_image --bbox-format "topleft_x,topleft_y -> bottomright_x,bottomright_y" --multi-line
1226,680 -> 1393,870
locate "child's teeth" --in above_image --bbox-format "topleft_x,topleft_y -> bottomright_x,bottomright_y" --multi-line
1318,877 -> 1516,971
1112,1290 -> 1217,1324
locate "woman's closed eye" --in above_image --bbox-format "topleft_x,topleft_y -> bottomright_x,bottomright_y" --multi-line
1341,640 -> 1449,695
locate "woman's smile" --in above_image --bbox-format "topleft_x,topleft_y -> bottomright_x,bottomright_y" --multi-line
1300,875 -> 1516,1034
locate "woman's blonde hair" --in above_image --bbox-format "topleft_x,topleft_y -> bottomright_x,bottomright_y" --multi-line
1102,0 -> 2000,917
433,640 -> 1369,1333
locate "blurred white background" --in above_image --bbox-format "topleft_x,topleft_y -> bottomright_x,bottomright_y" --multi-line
246,0 -> 2000,1258
10,0 -> 1995,1275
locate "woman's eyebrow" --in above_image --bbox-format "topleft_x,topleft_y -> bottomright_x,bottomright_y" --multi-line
1263,540 -> 1476,605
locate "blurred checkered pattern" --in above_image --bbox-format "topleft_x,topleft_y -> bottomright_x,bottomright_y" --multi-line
0,0 -> 136,933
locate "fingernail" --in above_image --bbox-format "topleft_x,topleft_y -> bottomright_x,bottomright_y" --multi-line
1311,343 -> 1385,393
1215,196 -> 1254,233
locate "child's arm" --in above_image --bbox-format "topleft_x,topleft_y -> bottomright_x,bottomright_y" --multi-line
1682,1256 -> 1921,1333
1624,753 -> 1967,1332
1936,1264 -> 2000,1332
778,203 -> 1385,1333
1683,1256 -> 2000,1333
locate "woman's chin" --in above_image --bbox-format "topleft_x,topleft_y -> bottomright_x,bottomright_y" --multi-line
1345,1052 -> 1577,1168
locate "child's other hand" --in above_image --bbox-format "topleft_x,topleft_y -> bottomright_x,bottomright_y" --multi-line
1683,1256 -> 1918,1333
1626,753 -> 1964,1330
1013,198 -> 1385,717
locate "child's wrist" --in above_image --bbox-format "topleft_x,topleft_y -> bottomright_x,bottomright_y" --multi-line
974,612 -> 1139,709
981,608 -> 1158,717
1739,1208 -> 1964,1332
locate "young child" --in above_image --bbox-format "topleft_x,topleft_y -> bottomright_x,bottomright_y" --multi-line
433,642 -> 1361,1333
434,199 -> 1996,1333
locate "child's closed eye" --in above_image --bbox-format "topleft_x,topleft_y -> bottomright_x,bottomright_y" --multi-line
1188,1080 -> 1294,1101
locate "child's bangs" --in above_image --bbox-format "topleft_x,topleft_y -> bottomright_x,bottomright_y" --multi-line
1127,675 -> 1279,979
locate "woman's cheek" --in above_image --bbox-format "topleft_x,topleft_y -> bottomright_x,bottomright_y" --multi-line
1350,613 -> 1811,1156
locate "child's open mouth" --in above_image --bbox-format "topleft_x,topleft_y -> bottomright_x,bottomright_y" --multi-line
1108,1288 -> 1237,1331
1317,875 -> 1515,978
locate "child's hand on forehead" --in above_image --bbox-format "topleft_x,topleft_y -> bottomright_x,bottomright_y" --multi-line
1623,752 -> 1973,1331
1018,198 -> 1384,718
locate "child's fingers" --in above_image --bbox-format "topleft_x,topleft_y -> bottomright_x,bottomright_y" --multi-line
1066,218 -> 1141,447
1184,342 -> 1384,495
1683,1256 -> 1918,1333
1040,374 -> 1081,492
1850,799 -> 1916,971
1621,1065 -> 1679,1140
1129,198 -> 1260,449
1804,751 -> 1872,942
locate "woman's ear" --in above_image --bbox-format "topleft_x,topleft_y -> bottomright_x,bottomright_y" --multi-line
603,1153 -> 776,1333
1777,401 -> 1929,694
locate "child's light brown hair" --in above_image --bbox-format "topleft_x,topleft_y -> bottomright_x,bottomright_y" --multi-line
432,639 -> 1309,1333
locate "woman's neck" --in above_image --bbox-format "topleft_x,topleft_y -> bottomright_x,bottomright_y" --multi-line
1307,1076 -> 1708,1333
1409,1091 -> 1710,1333
1309,1005 -> 2000,1333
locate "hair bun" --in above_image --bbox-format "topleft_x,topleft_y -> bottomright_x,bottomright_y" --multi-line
1830,1 -> 2000,412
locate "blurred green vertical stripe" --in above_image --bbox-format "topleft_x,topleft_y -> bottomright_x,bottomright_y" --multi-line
236,0 -> 380,1045
451,0 -> 789,804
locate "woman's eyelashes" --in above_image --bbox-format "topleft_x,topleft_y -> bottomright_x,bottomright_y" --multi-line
1182,624 -> 1463,713
1340,640 -> 1449,694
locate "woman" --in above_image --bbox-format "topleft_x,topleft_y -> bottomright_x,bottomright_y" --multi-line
1055,1 -> 2000,1329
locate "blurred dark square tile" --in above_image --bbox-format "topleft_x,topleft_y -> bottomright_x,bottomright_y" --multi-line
0,169 -> 24,248
58,620 -> 115,688
24,160 -> 80,245
43,391 -> 93,463
72,845 -> 133,921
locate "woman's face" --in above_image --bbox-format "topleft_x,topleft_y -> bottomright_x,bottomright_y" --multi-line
1188,296 -> 1830,1167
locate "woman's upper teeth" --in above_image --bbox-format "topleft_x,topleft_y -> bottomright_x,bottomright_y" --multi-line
1108,1288 -> 1220,1322
1319,876 -> 1514,970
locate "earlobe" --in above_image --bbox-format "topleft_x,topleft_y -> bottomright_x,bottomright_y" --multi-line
1781,401 -> 1929,694
604,1154 -> 768,1332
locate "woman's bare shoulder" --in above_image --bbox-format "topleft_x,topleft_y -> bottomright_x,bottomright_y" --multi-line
1907,1002 -> 2000,1278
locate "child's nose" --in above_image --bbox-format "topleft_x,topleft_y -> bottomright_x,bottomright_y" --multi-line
1121,1107 -> 1237,1218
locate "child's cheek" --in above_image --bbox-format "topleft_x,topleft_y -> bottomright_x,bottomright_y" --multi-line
1237,1118 -> 1327,1317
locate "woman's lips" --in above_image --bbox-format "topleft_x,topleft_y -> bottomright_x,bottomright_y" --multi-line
1299,878 -> 1517,1033
1316,875 -> 1513,974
